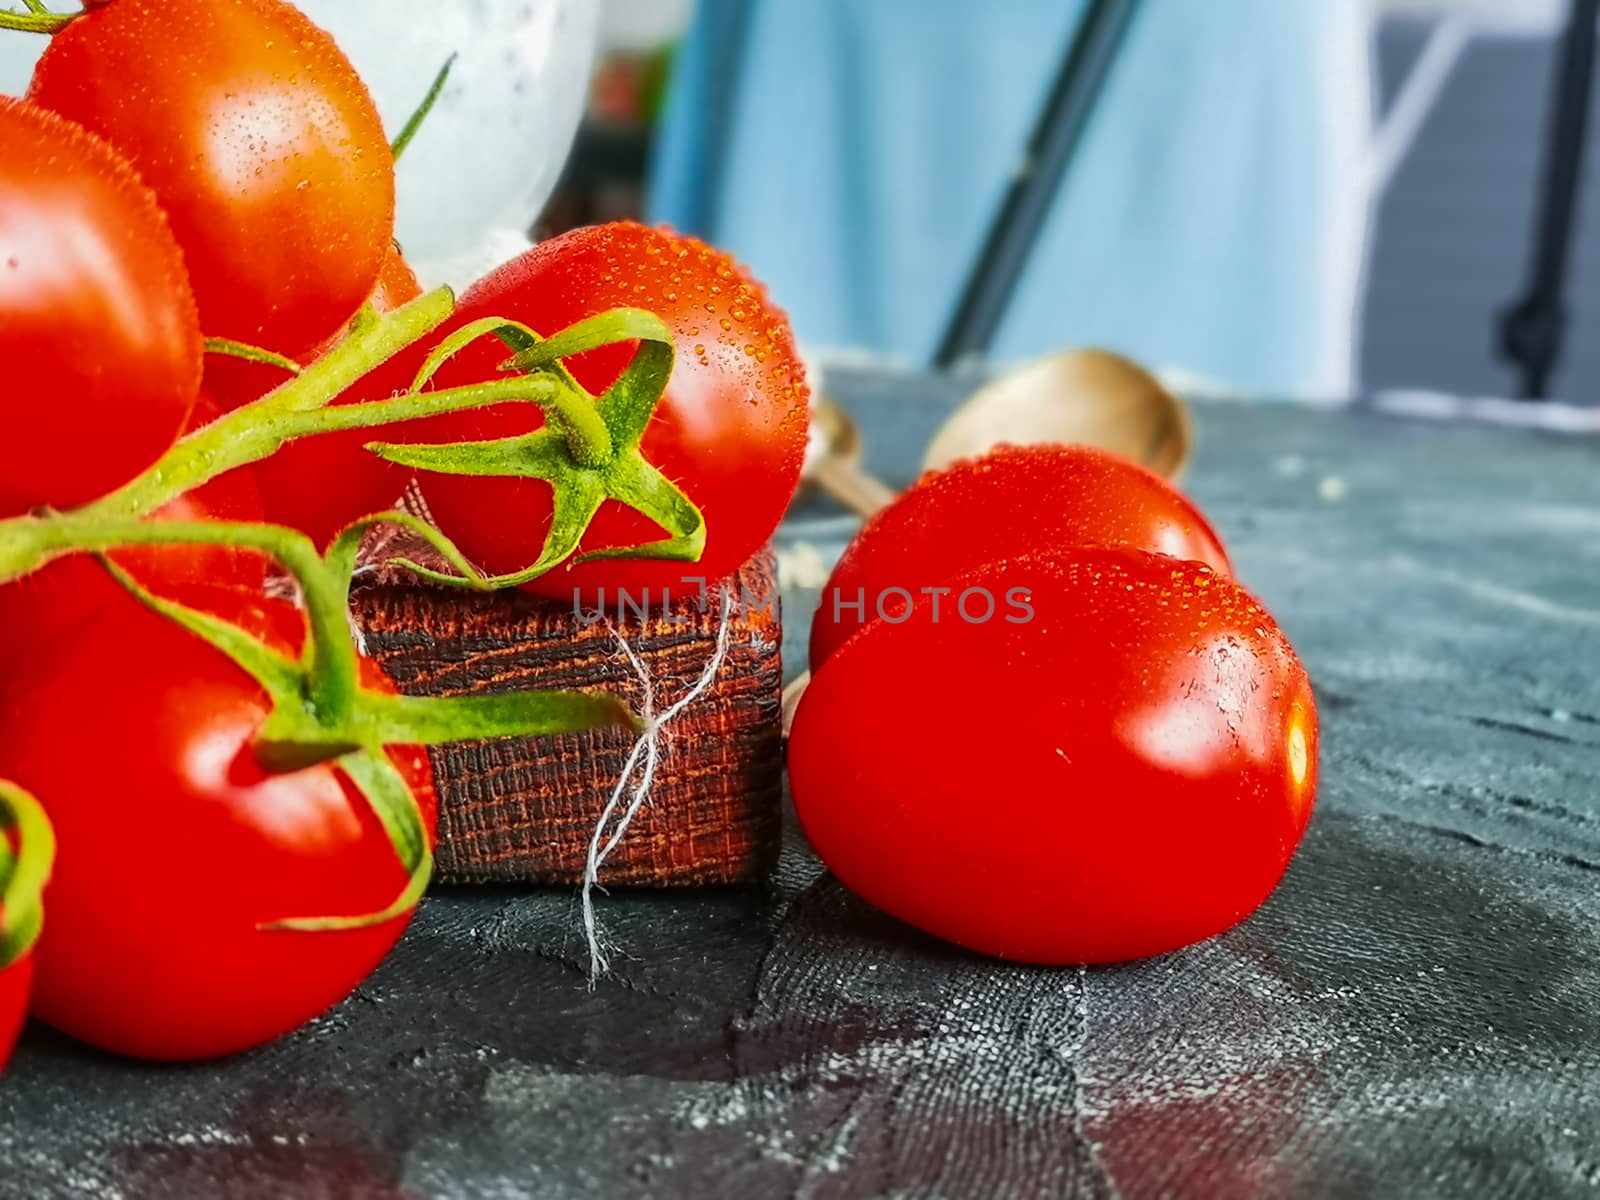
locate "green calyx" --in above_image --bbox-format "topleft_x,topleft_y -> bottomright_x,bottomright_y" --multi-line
0,782 -> 55,971
371,306 -> 706,584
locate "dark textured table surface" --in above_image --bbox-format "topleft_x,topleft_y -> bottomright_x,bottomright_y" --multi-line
3,369 -> 1599,1199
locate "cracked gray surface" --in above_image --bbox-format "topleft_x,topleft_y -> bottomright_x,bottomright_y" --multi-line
1,371 -> 1598,1198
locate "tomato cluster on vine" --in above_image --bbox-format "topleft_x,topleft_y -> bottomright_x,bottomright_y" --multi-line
0,0 -> 807,1065
0,0 -> 1318,1079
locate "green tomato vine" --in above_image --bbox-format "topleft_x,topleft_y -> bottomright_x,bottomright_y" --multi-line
0,286 -> 708,929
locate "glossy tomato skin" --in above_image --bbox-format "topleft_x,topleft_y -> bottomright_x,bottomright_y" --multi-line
0,98 -> 200,517
810,444 -> 1232,668
207,247 -> 423,547
0,394 -> 266,685
395,222 -> 809,598
0,589 -> 437,1061
29,0 -> 395,353
789,549 -> 1317,965
0,954 -> 31,1073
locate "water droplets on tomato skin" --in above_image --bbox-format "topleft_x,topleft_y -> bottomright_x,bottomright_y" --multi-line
464,220 -> 810,445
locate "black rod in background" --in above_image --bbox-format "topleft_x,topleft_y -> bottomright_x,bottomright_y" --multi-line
1498,0 -> 1600,400
934,0 -> 1144,369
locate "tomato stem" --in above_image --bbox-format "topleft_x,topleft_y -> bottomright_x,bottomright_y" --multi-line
81,288 -> 458,521
203,336 -> 302,376
5,516 -> 643,759
17,518 -> 365,728
0,287 -> 701,594
390,52 -> 456,163
49,288 -> 621,527
0,7 -> 73,33
0,290 -> 708,608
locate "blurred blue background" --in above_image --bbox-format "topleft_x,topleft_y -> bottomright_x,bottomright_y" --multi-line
649,0 -> 1372,399
568,0 -> 1597,404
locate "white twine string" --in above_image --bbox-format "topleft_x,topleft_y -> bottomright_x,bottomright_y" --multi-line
582,589 -> 735,980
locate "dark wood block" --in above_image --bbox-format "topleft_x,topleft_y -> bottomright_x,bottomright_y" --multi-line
351,551 -> 783,887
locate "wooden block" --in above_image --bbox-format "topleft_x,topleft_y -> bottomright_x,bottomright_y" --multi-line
351,551 -> 783,887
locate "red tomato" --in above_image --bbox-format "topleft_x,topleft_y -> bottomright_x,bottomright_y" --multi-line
310,245 -> 425,360
0,394 -> 266,684
208,246 -> 423,546
810,444 -> 1232,668
390,222 -> 809,598
0,588 -> 437,1061
788,549 -> 1317,965
0,97 -> 200,517
0,954 -> 31,1073
29,0 -> 395,353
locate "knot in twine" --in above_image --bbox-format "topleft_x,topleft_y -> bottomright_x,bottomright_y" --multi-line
582,589 -> 734,980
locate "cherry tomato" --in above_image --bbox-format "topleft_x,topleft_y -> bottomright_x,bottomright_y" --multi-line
0,97 -> 200,517
207,246 -> 423,546
0,394 -> 266,685
29,0 -> 395,353
391,222 -> 809,598
0,588 -> 437,1061
0,954 -> 31,1074
811,444 -> 1232,668
789,549 -> 1318,965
